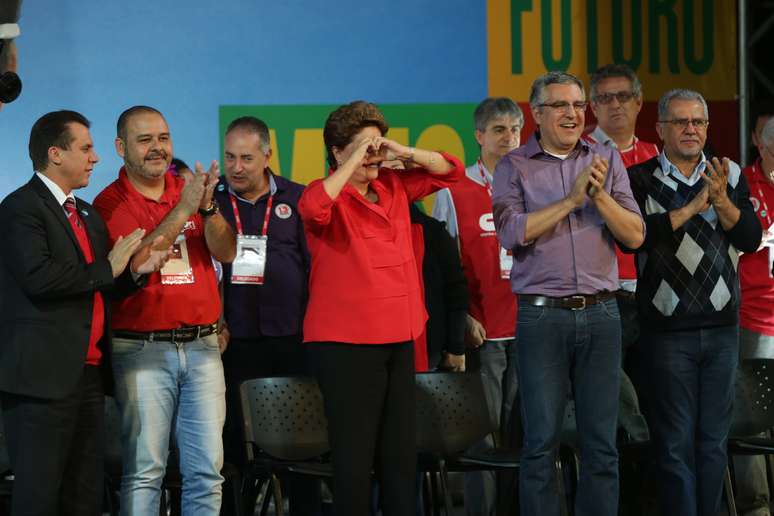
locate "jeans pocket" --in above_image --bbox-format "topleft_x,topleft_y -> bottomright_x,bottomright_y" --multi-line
201,333 -> 220,351
600,299 -> 621,321
111,338 -> 146,357
518,304 -> 546,326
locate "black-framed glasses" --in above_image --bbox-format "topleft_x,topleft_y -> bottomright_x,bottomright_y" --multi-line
658,118 -> 709,129
592,91 -> 636,105
538,101 -> 588,112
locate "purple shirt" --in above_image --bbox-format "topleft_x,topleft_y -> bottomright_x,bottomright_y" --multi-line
492,134 -> 643,297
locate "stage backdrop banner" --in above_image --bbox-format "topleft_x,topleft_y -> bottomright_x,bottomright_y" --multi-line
489,0 -> 736,100
220,103 -> 478,212
487,0 -> 740,158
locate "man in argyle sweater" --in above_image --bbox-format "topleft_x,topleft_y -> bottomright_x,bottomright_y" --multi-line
627,89 -> 762,516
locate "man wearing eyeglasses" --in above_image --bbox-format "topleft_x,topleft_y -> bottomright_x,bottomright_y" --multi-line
492,71 -> 645,516
585,64 -> 659,168
626,89 -> 762,516
585,64 -> 658,447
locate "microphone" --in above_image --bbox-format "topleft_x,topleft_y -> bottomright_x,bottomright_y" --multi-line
0,71 -> 21,103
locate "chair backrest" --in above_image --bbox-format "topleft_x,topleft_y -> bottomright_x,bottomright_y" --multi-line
560,400 -> 579,449
0,404 -> 9,474
731,358 -> 774,437
415,372 -> 495,456
239,376 -> 329,461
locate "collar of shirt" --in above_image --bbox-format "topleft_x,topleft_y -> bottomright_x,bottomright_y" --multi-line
522,132 -> 591,160
117,167 -> 182,205
36,171 -> 75,209
0,23 -> 20,39
466,158 -> 493,187
228,171 -> 278,205
588,125 -> 640,152
658,150 -> 707,187
752,159 -> 774,189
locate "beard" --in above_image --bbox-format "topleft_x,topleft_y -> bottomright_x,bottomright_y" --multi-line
125,149 -> 170,180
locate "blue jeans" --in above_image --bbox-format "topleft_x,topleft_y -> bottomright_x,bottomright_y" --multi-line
517,298 -> 621,516
465,338 -> 518,516
643,325 -> 739,516
111,333 -> 226,516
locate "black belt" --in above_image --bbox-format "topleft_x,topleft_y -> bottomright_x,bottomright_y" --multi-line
615,289 -> 637,301
520,292 -> 616,310
114,323 -> 218,343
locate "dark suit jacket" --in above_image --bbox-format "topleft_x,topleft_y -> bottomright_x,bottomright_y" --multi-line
0,174 -> 137,399
409,203 -> 468,357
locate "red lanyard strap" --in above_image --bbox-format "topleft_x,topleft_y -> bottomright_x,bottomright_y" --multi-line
753,162 -> 773,227
229,193 -> 274,236
477,159 -> 492,197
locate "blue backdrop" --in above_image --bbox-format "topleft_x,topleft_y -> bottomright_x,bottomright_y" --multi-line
0,1 -> 486,200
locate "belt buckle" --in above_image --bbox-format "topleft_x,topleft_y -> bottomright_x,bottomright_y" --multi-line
195,325 -> 202,339
569,295 -> 586,310
170,328 -> 178,342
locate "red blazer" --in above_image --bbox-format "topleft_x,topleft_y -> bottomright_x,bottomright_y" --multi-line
299,153 -> 464,344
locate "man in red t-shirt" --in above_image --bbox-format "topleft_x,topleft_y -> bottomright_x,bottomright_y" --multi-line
433,97 -> 522,516
94,106 -> 236,516
741,117 -> 774,344
735,115 -> 774,516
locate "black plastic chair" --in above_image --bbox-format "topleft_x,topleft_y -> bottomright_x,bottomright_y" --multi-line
239,376 -> 331,516
725,358 -> 774,516
0,405 -> 12,514
415,371 -> 570,516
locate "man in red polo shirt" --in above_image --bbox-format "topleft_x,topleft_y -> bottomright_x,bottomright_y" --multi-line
94,105 -> 236,516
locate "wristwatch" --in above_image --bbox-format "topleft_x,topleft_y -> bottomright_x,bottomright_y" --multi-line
198,199 -> 219,217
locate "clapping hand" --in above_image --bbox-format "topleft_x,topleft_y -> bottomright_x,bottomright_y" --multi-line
130,235 -> 174,275
701,157 -> 731,206
108,228 -> 146,278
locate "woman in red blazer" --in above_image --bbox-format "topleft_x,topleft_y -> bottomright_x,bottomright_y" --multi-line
299,101 -> 463,516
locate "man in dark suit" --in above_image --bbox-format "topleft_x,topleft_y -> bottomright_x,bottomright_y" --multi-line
0,110 -> 166,516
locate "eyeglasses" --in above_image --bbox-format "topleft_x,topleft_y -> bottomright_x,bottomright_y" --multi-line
538,101 -> 588,113
658,118 -> 709,129
592,91 -> 636,105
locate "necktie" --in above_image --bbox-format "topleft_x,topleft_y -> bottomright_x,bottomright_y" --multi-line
63,197 -> 79,227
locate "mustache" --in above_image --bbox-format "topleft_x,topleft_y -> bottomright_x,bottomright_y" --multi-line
145,151 -> 168,161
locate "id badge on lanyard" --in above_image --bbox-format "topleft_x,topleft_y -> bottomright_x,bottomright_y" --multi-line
230,194 -> 272,285
480,159 -> 513,280
233,234 -> 267,284
161,229 -> 195,285
500,247 -> 513,279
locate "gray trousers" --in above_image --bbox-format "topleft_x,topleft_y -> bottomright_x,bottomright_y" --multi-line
464,339 -> 518,516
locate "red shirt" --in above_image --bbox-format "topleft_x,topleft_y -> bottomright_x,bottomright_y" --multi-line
299,153 -> 464,344
94,168 -> 220,331
583,128 -> 659,280
740,160 -> 774,336
66,206 -> 104,365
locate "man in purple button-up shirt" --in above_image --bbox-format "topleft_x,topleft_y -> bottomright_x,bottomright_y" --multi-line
492,71 -> 644,516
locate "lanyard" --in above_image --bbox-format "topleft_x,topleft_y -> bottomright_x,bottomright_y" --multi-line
752,162 -> 773,228
477,159 -> 493,197
229,193 -> 273,237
